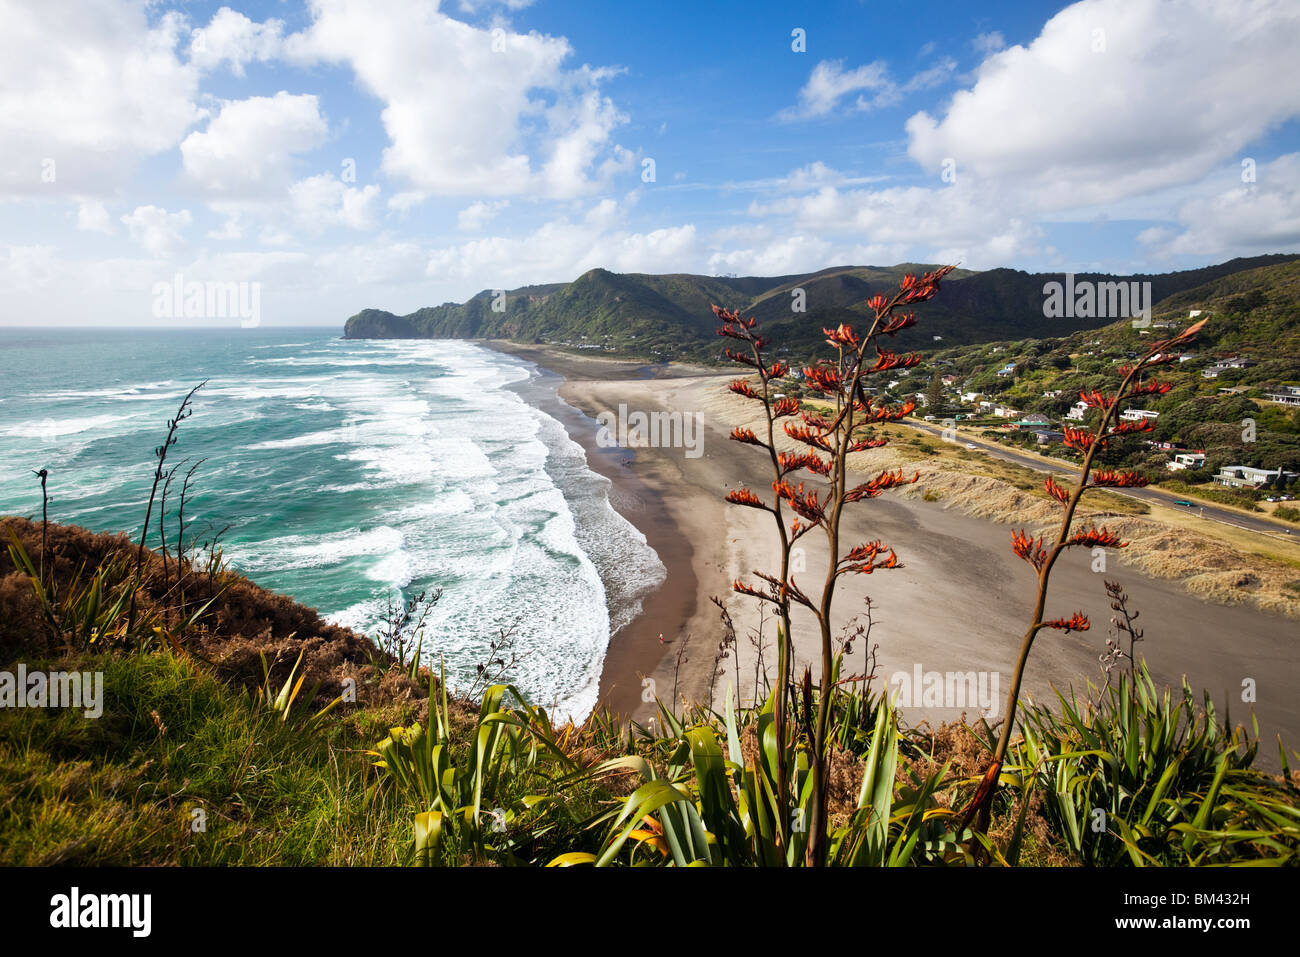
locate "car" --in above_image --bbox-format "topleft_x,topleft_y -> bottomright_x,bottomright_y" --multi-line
1173,500 -> 1195,508
965,442 -> 978,450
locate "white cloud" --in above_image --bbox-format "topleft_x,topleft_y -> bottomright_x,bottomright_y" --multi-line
906,0 -> 1300,212
190,7 -> 285,76
76,200 -> 114,234
0,245 -> 56,291
288,174 -> 381,231
458,200 -> 510,231
747,182 -> 1043,268
425,213 -> 700,287
1140,153 -> 1300,258
286,0 -> 629,199
0,0 -> 200,194
781,60 -> 893,119
121,205 -> 192,256
781,57 -> 956,120
971,31 -> 1005,55
181,92 -> 330,195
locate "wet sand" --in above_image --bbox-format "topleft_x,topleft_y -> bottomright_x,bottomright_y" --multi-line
490,342 -> 1299,764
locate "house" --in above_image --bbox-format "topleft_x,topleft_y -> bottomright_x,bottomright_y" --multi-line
992,404 -> 1022,419
1041,389 -> 1063,399
1177,353 -> 1199,363
1168,452 -> 1206,471
1010,415 -> 1053,431
1202,356 -> 1253,378
1119,409 -> 1160,423
1264,386 -> 1300,407
961,391 -> 980,404
1031,430 -> 1065,446
1214,466 -> 1298,489
1065,401 -> 1090,422
941,374 -> 960,386
995,362 -> 1017,377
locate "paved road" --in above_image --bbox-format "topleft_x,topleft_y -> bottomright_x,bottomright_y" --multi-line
904,419 -> 1298,539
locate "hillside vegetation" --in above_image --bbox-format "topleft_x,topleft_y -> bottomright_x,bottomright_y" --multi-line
927,259 -> 1300,481
344,255 -> 1300,360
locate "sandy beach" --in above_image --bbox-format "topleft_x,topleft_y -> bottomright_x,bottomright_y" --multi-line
491,342 -> 1300,761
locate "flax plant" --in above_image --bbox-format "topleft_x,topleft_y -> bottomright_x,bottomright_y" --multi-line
962,319 -> 1206,833
715,265 -> 956,864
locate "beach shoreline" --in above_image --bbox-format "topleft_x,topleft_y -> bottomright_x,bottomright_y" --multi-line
488,341 -> 1300,764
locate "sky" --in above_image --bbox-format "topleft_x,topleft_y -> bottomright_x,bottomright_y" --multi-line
2,0 -> 1299,327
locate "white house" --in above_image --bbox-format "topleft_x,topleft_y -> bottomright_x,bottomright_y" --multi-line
1202,356 -> 1253,378
992,404 -> 1021,418
1214,466 -> 1298,489
1120,409 -> 1160,423
1065,401 -> 1090,422
1264,386 -> 1300,407
1167,452 -> 1206,471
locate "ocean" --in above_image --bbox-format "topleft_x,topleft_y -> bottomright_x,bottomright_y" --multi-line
0,327 -> 665,720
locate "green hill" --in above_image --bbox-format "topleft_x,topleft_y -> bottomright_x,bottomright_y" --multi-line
343,255 -> 1300,361
929,259 -> 1300,478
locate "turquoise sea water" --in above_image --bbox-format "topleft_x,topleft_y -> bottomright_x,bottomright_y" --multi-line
0,328 -> 664,719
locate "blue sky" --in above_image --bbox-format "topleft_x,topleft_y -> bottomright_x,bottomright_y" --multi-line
2,0 -> 1298,326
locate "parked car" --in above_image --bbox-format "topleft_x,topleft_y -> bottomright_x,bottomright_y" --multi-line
1174,500 -> 1194,508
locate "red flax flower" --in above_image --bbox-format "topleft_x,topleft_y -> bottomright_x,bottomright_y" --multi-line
824,324 -> 860,349
725,488 -> 767,509
723,346 -> 758,367
772,396 -> 800,418
848,437 -> 889,453
774,480 -> 825,522
844,468 -> 918,503
1063,426 -> 1096,451
1091,469 -> 1149,488
784,422 -> 833,452
1012,529 -> 1048,571
712,305 -> 761,340
769,361 -> 790,379
799,409 -> 832,430
730,379 -> 761,399
1044,476 -> 1071,504
879,312 -> 917,336
1107,420 -> 1155,437
1124,380 -> 1172,399
1080,389 -> 1109,409
1044,611 -> 1090,633
1066,525 -> 1127,549
869,350 -> 922,373
839,540 -> 900,575
730,426 -> 766,447
867,294 -> 887,311
778,451 -> 827,476
802,365 -> 841,394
